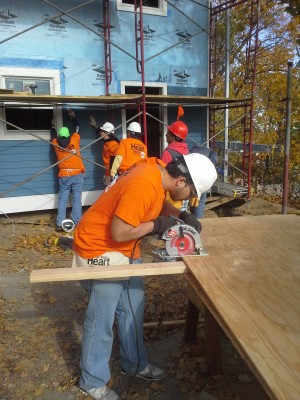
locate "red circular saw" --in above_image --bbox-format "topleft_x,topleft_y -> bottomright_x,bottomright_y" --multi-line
154,223 -> 207,261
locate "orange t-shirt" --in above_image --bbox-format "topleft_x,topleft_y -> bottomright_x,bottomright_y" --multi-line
52,133 -> 85,177
73,157 -> 166,259
116,138 -> 147,173
103,139 -> 119,177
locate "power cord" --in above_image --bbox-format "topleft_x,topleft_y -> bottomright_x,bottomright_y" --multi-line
122,238 -> 142,400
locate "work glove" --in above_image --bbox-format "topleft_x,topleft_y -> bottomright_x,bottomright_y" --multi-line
178,211 -> 202,233
152,216 -> 177,235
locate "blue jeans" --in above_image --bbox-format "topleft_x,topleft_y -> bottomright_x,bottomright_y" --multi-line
190,191 -> 207,219
56,173 -> 83,226
79,259 -> 147,391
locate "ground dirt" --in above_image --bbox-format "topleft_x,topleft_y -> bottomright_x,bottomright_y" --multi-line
0,196 -> 299,400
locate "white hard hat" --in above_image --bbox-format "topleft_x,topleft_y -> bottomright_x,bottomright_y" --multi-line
127,121 -> 141,134
100,122 -> 114,133
183,153 -> 217,199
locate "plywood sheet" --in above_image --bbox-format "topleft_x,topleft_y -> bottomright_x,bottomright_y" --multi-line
184,214 -> 300,400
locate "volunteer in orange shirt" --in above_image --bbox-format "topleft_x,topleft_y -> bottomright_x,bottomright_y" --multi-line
51,109 -> 85,232
110,121 -> 147,178
73,153 -> 217,400
88,116 -> 120,186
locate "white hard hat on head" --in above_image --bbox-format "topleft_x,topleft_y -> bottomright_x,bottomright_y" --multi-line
183,153 -> 217,199
100,122 -> 114,133
127,121 -> 141,134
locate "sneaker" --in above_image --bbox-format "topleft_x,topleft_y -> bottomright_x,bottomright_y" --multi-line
122,363 -> 166,381
55,225 -> 63,232
79,385 -> 120,400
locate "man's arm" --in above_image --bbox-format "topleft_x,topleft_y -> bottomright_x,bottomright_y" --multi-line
159,201 -> 182,218
111,215 -> 154,242
110,154 -> 123,177
50,118 -> 57,140
67,108 -> 79,133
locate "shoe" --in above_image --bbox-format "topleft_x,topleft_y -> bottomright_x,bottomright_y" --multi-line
122,363 -> 166,381
79,385 -> 120,400
55,225 -> 63,232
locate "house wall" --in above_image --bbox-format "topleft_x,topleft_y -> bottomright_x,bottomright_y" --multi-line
0,0 -> 209,213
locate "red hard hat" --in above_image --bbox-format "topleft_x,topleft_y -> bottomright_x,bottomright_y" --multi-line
167,121 -> 188,140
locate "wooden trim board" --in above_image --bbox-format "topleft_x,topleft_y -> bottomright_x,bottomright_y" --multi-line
29,261 -> 187,283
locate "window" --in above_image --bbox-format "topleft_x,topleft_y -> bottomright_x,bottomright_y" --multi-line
117,0 -> 167,16
0,67 -> 62,140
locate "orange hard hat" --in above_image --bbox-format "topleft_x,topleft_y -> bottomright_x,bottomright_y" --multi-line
167,120 -> 188,140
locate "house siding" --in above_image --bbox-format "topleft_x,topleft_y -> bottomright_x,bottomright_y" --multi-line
0,0 -> 209,213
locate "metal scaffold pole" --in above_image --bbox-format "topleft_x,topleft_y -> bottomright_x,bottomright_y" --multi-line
134,0 -> 147,147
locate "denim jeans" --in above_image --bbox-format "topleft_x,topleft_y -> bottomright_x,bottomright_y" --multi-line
190,191 -> 207,219
79,258 -> 147,391
56,173 -> 83,226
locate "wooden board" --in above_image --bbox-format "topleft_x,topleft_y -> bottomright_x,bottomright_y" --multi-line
184,214 -> 300,400
30,261 -> 187,283
0,93 -> 248,106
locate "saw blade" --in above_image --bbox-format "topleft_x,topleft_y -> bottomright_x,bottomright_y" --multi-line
165,232 -> 196,257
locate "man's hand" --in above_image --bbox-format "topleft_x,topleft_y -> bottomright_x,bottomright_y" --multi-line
103,175 -> 111,186
88,115 -> 97,128
178,211 -> 202,233
67,108 -> 75,119
152,216 -> 177,235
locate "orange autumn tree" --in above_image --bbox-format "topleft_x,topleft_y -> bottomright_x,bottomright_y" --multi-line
211,0 -> 300,188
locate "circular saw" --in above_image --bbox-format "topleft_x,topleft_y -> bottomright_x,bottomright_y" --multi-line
154,222 -> 208,262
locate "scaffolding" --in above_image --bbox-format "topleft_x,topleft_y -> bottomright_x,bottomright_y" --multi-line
0,0 -> 260,204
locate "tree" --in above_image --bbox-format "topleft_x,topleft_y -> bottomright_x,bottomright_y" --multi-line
210,0 -> 300,190
278,0 -> 300,18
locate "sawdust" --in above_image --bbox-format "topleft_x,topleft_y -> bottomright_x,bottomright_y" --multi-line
0,195 -> 298,400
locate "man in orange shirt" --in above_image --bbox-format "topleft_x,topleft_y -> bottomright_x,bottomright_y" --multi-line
88,116 -> 119,186
110,121 -> 147,179
51,109 -> 85,232
73,153 -> 217,400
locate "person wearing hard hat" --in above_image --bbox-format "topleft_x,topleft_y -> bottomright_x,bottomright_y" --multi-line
72,152 -> 217,400
161,120 -> 189,211
161,120 -> 189,164
110,121 -> 147,179
189,143 -> 219,218
88,116 -> 120,186
51,109 -> 85,232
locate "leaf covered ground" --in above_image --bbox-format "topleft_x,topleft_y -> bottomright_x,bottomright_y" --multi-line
1,196 -> 298,400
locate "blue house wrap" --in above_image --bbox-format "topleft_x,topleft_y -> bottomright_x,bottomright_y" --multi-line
0,0 -> 209,213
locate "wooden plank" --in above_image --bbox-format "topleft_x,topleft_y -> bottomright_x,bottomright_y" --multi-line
204,195 -> 244,211
30,261 -> 187,283
0,93 -> 248,105
183,214 -> 300,400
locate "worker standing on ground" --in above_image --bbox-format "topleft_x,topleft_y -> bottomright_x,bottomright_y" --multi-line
161,120 -> 189,210
110,121 -> 147,179
73,153 -> 217,400
161,120 -> 189,164
51,109 -> 85,232
189,144 -> 218,218
88,116 -> 119,186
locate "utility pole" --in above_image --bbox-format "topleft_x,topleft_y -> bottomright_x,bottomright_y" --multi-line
282,61 -> 293,214
224,7 -> 230,182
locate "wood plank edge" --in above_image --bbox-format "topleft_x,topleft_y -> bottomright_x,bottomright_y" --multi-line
30,261 -> 187,283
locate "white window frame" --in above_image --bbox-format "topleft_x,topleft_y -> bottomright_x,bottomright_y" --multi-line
120,80 -> 168,154
116,0 -> 167,16
0,67 -> 62,141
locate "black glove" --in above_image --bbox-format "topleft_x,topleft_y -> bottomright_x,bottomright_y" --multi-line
179,211 -> 202,233
152,216 -> 176,235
